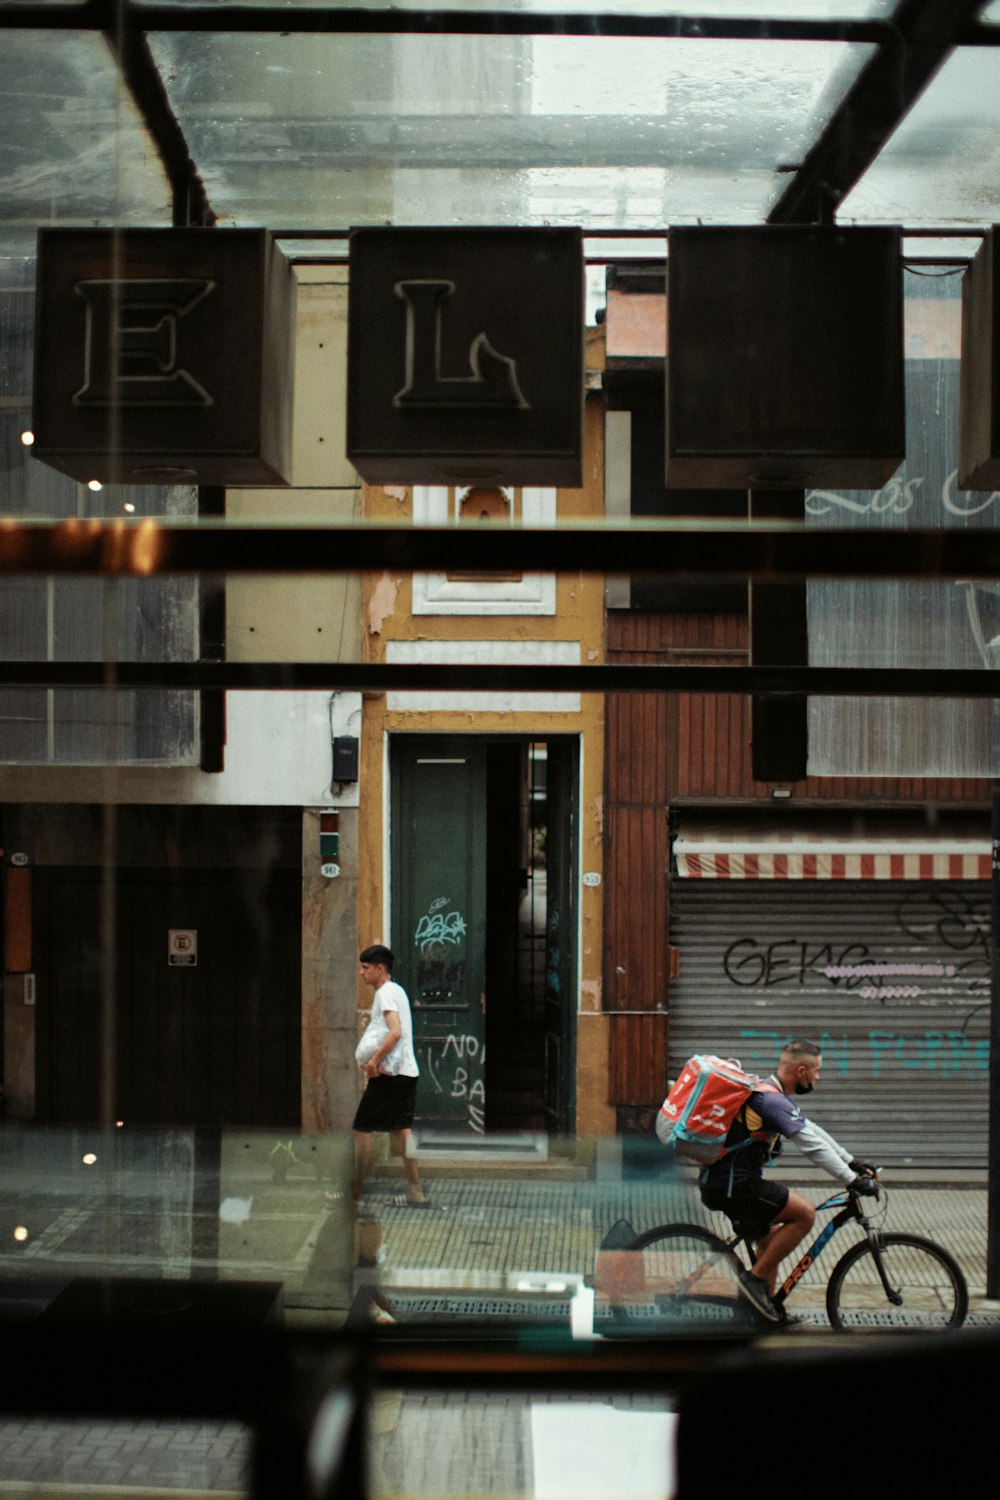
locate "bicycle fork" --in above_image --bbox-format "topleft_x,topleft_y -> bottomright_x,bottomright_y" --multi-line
864,1232 -> 904,1306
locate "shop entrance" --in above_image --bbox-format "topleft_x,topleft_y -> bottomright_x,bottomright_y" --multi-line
390,735 -> 578,1138
31,865 -> 302,1128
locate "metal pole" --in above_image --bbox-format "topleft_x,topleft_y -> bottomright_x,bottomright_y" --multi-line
988,782 -> 1000,1297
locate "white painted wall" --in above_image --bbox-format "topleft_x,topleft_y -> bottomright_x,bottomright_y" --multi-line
1,690 -> 362,807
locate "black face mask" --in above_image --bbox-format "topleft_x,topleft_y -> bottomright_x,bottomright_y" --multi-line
794,1081 -> 814,1096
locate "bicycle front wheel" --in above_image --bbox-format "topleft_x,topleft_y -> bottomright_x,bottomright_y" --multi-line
617,1224 -> 750,1330
827,1233 -> 968,1331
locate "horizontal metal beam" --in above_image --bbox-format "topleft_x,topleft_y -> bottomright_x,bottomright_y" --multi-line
4,1 -> 994,44
3,521 -> 1000,580
2,662 -> 998,697
0,3 -> 893,42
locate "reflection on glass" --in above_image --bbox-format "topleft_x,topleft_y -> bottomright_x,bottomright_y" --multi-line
0,1123 -> 983,1365
0,254 -> 202,765
807,265 -> 1000,775
842,48 -> 1000,226
0,1128 -> 354,1317
0,31 -> 170,253
0,1126 -> 732,1332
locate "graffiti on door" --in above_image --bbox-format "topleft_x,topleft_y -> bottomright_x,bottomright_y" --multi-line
414,898 -> 468,955
420,1030 -> 485,1133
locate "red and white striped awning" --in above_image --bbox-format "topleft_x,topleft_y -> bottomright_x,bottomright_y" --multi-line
673,825 -> 991,880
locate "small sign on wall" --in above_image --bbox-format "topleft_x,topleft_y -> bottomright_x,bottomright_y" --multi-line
168,929 -> 197,967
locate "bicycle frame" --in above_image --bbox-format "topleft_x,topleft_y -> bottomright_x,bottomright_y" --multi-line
608,1179 -> 971,1331
750,1190 -> 877,1307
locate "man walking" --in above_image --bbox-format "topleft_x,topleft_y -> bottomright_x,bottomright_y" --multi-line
699,1037 -> 876,1322
353,944 -> 426,1206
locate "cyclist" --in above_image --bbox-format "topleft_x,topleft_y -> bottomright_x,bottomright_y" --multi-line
699,1037 -> 877,1323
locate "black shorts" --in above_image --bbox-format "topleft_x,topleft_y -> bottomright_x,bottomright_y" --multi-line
700,1175 -> 789,1233
352,1074 -> 418,1133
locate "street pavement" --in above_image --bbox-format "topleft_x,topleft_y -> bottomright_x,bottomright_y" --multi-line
362,1169 -> 995,1304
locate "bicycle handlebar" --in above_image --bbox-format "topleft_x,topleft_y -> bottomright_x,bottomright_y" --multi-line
848,1167 -> 881,1201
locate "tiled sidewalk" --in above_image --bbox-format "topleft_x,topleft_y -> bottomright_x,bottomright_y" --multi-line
0,1417 -> 249,1493
364,1173 -> 994,1305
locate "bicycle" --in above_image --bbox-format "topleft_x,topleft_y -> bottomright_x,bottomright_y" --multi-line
599,1180 -> 968,1332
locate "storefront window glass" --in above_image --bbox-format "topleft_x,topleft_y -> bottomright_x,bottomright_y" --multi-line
807,266 -> 1000,776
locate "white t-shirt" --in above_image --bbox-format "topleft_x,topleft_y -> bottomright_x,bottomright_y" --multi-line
355,978 -> 419,1078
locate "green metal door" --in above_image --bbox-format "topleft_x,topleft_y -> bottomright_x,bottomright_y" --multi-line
391,738 -> 487,1133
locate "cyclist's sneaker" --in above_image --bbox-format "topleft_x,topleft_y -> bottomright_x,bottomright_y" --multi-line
774,1306 -> 808,1329
736,1268 -> 781,1322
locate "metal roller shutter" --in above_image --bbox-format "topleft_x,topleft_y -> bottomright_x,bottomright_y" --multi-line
668,880 -> 989,1168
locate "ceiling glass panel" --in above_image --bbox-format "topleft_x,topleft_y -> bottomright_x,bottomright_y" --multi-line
0,31 -> 171,256
150,32 -> 871,229
841,48 -> 1000,228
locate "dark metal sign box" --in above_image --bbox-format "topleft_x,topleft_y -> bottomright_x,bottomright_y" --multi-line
665,225 -> 905,489
32,228 -> 295,486
347,227 -> 584,487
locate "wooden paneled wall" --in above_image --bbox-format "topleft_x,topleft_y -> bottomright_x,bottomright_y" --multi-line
604,619 -> 672,1105
613,611 -> 990,804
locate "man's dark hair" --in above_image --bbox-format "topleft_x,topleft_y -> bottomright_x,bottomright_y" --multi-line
781,1037 -> 822,1061
360,943 -> 394,971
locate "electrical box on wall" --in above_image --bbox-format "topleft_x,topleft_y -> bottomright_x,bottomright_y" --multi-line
333,736 -> 359,782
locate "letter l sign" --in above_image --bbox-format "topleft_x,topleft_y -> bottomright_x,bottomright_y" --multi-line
394,279 -> 528,409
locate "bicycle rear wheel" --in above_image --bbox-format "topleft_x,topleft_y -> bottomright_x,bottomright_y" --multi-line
610,1224 -> 750,1331
827,1233 -> 968,1331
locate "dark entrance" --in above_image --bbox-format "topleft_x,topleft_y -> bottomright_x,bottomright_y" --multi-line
390,735 -> 578,1137
22,806 -> 302,1129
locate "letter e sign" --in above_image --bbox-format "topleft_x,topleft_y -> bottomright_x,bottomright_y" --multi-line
347,228 -> 584,486
32,228 -> 295,486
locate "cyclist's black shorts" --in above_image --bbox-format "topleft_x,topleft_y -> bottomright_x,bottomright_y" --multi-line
699,1175 -> 789,1232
